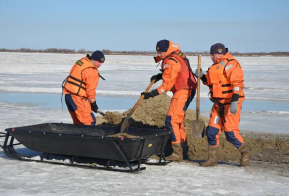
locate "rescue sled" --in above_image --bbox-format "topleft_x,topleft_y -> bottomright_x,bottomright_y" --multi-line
1,123 -> 171,172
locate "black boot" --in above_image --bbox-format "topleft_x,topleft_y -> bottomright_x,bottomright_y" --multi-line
181,141 -> 189,160
163,138 -> 173,157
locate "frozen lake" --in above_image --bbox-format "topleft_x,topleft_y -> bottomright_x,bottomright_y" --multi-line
0,52 -> 289,196
0,52 -> 288,134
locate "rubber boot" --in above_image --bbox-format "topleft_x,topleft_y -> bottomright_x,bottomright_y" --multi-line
181,141 -> 189,160
165,143 -> 183,161
238,144 -> 249,167
199,146 -> 218,167
163,138 -> 173,157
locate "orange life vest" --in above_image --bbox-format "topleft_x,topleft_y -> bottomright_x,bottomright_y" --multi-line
63,57 -> 97,97
162,50 -> 197,91
206,59 -> 244,99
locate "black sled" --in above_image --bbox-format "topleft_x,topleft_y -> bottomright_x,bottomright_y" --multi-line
1,123 -> 171,172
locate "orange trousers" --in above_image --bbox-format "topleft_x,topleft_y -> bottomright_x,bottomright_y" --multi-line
206,97 -> 245,148
165,89 -> 196,144
65,94 -> 96,125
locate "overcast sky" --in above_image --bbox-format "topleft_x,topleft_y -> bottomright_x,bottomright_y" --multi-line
0,0 -> 288,53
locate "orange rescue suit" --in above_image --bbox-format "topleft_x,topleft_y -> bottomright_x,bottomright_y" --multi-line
161,51 -> 196,92
203,52 -> 245,148
157,41 -> 197,144
63,56 -> 99,125
157,42 -> 196,94
204,53 -> 245,102
63,56 -> 99,103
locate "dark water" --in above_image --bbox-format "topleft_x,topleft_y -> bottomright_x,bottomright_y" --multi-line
0,92 -> 136,111
0,92 -> 287,112
0,92 -> 288,134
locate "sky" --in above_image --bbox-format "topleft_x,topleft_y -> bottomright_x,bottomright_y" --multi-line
0,0 -> 289,53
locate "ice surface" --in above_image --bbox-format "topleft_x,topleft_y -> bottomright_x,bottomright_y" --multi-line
0,53 -> 289,195
1,53 -> 289,101
1,52 -> 288,134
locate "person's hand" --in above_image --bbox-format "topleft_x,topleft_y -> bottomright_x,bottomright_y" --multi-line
195,68 -> 204,77
230,101 -> 238,114
141,89 -> 160,100
150,73 -> 162,83
141,92 -> 152,99
90,102 -> 98,113
230,93 -> 239,114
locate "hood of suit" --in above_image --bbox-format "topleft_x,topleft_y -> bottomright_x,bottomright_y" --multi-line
161,41 -> 180,59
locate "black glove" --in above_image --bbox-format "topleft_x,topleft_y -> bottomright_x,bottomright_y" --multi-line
90,102 -> 98,113
141,89 -> 159,99
150,73 -> 162,83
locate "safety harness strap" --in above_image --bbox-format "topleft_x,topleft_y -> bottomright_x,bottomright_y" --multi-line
68,75 -> 87,85
216,99 -> 230,124
67,81 -> 86,91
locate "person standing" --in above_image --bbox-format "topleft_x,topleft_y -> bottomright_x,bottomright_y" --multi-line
195,43 -> 249,167
62,51 -> 105,125
141,40 -> 197,161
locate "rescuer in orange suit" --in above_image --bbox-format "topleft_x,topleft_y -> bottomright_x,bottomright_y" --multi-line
62,51 -> 105,125
195,43 -> 249,167
141,40 -> 197,161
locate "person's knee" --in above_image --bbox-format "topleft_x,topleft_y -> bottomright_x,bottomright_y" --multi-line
206,126 -> 220,146
90,113 -> 96,125
165,116 -> 173,130
225,131 -> 243,148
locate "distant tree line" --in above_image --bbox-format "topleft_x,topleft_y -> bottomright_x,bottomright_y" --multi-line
0,48 -> 89,54
0,48 -> 288,56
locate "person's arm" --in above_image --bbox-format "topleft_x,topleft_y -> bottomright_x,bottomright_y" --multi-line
82,68 -> 99,103
82,68 -> 100,112
157,59 -> 181,94
224,60 -> 244,114
141,58 -> 181,99
225,60 -> 244,97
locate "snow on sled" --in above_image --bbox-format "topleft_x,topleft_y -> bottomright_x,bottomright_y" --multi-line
1,123 -> 171,172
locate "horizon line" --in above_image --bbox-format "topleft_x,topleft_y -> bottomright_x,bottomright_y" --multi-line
1,48 -> 289,55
